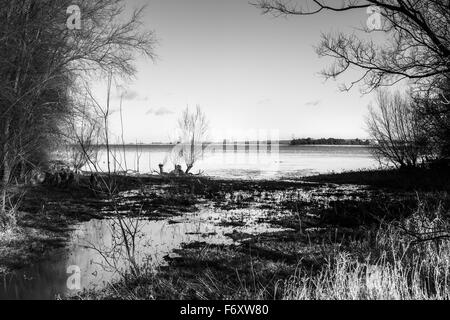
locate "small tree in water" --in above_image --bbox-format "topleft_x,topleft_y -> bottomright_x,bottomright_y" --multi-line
176,106 -> 209,174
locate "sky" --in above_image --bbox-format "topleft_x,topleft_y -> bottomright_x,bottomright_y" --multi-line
91,0 -> 383,143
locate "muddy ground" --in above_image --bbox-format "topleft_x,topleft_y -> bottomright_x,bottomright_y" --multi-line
1,169 -> 449,299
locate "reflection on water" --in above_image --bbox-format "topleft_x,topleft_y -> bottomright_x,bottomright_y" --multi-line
1,145 -> 376,299
82,145 -> 377,179
0,206 -> 287,300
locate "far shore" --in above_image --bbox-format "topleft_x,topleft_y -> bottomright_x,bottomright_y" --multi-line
67,140 -> 374,148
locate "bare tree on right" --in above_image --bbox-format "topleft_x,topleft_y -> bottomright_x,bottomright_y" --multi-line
367,89 -> 427,169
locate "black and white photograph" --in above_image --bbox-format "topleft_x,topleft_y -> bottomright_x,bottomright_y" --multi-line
0,0 -> 449,307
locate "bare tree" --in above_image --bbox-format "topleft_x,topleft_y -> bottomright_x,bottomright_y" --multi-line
175,106 -> 209,174
64,99 -> 102,173
414,79 -> 450,160
118,89 -> 128,171
254,0 -> 450,93
366,89 -> 426,168
0,0 -> 156,224
83,72 -> 124,193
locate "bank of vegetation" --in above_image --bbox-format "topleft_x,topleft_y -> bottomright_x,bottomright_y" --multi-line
290,138 -> 371,146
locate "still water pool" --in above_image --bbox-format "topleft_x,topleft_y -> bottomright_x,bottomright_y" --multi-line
0,206 -> 286,300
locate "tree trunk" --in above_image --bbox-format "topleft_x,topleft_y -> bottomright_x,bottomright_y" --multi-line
1,117 -> 11,218
185,132 -> 195,174
185,164 -> 193,174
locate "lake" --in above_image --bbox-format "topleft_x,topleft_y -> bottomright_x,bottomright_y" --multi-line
1,144 -> 377,300
87,144 -> 378,179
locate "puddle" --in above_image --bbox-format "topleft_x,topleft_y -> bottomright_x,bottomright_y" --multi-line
0,205 -> 288,300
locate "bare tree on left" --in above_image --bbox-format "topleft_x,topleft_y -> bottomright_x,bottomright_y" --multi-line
0,0 -> 156,227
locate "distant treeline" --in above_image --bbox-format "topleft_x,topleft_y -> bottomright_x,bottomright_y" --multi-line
290,138 -> 371,146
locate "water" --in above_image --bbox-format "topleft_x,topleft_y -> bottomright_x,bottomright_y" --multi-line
0,206 -> 287,300
1,145 -> 377,299
86,144 -> 378,179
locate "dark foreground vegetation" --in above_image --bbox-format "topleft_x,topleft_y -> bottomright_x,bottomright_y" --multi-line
65,167 -> 449,300
3,166 -> 448,300
304,166 -> 450,192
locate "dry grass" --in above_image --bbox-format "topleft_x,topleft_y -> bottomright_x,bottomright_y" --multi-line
78,192 -> 450,300
282,195 -> 450,300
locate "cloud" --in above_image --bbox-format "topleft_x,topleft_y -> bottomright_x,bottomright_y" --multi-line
145,107 -> 174,116
115,89 -> 140,101
121,90 -> 140,101
305,100 -> 321,107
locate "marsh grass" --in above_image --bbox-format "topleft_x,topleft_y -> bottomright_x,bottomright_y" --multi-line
283,194 -> 450,300
283,248 -> 450,300
0,189 -> 25,231
78,192 -> 450,301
